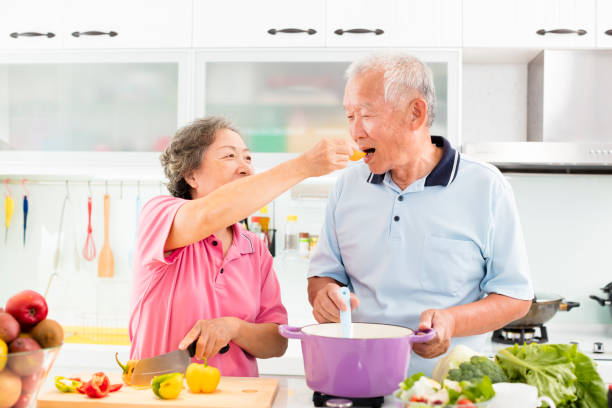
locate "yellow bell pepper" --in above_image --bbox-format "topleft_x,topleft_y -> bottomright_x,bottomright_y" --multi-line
152,373 -> 183,400
115,352 -> 138,386
185,361 -> 221,393
0,339 -> 7,371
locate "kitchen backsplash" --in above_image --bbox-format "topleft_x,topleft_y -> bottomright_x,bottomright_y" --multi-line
1,172 -> 610,332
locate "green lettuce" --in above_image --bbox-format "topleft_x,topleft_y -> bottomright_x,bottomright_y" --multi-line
459,376 -> 496,403
495,343 -> 607,408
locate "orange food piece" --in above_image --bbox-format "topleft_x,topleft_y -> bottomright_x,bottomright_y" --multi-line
349,150 -> 366,161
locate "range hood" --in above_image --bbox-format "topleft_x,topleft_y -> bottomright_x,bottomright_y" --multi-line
462,142 -> 612,172
464,50 -> 612,172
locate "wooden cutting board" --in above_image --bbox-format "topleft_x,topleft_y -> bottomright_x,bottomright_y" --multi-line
38,374 -> 279,408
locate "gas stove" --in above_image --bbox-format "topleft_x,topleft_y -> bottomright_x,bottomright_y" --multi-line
492,324 -> 549,344
313,391 -> 384,408
484,323 -> 612,362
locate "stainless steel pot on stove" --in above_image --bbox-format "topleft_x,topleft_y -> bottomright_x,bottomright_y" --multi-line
505,292 -> 580,328
590,282 -> 612,319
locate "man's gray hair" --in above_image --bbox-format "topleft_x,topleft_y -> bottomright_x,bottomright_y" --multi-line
345,52 -> 436,127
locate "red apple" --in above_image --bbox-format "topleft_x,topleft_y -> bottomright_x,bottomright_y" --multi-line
11,393 -> 31,408
5,290 -> 48,331
21,371 -> 41,394
7,338 -> 43,376
0,312 -> 20,343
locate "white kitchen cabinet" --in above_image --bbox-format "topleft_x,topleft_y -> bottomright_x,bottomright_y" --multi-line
395,0 -> 461,47
0,0 -> 63,50
463,0 -> 596,48
0,0 -> 192,50
62,0 -> 192,49
326,0 -> 397,47
192,0 -> 325,48
597,0 -> 612,48
326,0 -> 460,48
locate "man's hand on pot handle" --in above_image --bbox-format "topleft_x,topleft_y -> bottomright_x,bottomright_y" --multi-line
413,308 -> 456,359
312,281 -> 360,323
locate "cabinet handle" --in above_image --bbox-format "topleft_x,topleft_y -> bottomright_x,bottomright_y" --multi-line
10,32 -> 55,38
334,28 -> 384,36
267,28 -> 316,35
71,31 -> 118,38
536,28 -> 587,36
605,29 -> 612,36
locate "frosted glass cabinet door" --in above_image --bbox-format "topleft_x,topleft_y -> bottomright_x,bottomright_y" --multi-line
0,0 -> 63,50
0,62 -> 179,151
203,59 -> 449,153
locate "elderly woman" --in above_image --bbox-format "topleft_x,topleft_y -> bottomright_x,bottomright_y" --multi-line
129,116 -> 357,376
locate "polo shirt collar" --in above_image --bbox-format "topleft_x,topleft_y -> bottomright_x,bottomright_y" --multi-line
366,136 -> 460,187
233,223 -> 255,255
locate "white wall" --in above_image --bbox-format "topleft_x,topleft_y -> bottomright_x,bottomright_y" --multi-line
508,173 -> 612,324
462,63 -> 527,143
2,172 -> 610,330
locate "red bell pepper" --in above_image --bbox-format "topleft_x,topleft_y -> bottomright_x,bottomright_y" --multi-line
74,372 -> 122,398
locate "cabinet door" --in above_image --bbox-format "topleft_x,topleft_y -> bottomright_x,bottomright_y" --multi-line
0,0 -> 63,50
192,0 -> 325,48
597,0 -> 612,48
62,0 -> 192,49
396,0 -> 461,47
198,50 -> 458,152
463,0 -> 596,48
0,56 -> 181,151
326,0 -> 398,47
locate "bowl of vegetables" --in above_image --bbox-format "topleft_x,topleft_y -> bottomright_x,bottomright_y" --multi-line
393,373 -> 495,408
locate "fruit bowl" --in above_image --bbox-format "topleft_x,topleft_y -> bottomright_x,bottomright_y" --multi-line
0,345 -> 61,408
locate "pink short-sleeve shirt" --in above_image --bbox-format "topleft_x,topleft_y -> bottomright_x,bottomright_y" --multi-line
129,195 -> 288,377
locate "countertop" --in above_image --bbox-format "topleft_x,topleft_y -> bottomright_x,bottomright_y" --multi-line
38,323 -> 612,407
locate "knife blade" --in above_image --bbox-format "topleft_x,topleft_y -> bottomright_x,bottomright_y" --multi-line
131,342 -> 229,386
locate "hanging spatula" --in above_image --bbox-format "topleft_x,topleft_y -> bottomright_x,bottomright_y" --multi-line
97,192 -> 114,278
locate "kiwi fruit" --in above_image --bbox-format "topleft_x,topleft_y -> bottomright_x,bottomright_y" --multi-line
31,319 -> 64,348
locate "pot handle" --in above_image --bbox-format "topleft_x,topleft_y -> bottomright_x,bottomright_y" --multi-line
279,324 -> 305,340
589,295 -> 610,306
409,328 -> 436,344
559,301 -> 580,311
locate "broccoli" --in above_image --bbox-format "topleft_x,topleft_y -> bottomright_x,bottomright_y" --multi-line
446,355 -> 508,383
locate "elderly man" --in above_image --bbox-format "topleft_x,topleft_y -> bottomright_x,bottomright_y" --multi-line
307,52 -> 533,375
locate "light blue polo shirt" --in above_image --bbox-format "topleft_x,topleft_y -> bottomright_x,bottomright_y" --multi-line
307,136 -> 533,377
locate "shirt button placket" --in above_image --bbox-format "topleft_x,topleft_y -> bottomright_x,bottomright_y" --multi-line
391,195 -> 402,240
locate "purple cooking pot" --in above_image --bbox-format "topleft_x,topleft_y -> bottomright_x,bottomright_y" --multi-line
279,322 -> 435,398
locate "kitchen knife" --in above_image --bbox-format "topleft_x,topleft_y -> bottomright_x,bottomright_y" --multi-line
131,342 -> 229,386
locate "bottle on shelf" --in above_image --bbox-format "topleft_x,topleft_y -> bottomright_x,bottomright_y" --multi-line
284,215 -> 298,252
298,232 -> 310,258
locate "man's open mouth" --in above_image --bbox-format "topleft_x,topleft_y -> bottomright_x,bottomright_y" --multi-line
364,148 -> 376,159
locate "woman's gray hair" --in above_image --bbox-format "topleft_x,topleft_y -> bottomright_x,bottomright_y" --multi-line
160,116 -> 240,199
345,52 -> 436,127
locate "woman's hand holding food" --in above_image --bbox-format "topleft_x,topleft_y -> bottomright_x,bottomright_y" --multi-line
298,138 -> 361,177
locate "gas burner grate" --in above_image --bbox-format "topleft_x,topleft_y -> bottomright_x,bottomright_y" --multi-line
313,391 -> 384,408
492,324 -> 548,344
